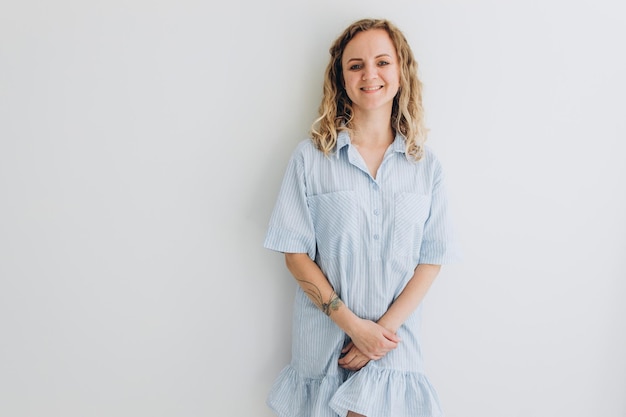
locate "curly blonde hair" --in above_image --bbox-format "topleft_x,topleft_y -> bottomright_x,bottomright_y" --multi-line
310,18 -> 428,160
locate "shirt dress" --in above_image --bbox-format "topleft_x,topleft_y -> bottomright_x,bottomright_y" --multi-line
264,131 -> 460,417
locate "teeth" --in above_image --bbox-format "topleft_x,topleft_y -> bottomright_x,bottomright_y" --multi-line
362,86 -> 382,91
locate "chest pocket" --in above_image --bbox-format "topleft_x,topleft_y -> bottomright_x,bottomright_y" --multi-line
307,191 -> 359,259
394,192 -> 431,259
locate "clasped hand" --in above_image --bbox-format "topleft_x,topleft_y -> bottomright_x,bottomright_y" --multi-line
338,319 -> 400,371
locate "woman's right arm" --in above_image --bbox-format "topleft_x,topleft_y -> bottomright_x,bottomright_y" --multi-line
285,252 -> 400,360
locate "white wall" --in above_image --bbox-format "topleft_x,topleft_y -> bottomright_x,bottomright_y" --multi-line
1,1 -> 624,416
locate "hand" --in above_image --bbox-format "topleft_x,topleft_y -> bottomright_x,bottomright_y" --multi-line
347,318 -> 400,360
338,342 -> 370,371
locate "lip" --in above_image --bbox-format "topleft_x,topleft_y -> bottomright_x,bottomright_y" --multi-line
360,85 -> 383,92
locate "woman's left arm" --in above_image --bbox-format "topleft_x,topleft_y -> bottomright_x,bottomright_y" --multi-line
338,263 -> 441,370
377,263 -> 441,333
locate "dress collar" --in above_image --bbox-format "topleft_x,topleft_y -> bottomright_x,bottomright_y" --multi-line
335,129 -> 407,158
336,130 -> 351,155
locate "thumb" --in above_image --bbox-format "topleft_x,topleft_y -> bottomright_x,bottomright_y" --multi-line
342,342 -> 354,353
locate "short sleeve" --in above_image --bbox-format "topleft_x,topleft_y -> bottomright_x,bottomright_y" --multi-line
419,155 -> 462,265
263,144 -> 316,260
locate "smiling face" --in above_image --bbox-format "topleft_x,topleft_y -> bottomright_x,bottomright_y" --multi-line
341,29 -> 401,117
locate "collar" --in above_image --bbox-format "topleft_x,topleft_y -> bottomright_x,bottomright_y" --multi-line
335,130 -> 351,156
390,132 -> 407,156
335,129 -> 407,158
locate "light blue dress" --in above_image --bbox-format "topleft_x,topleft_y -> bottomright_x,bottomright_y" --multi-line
264,131 -> 460,417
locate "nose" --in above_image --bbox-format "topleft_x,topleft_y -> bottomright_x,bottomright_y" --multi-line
361,64 -> 378,81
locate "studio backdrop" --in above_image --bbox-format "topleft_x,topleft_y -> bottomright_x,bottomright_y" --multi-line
1,1 -> 624,416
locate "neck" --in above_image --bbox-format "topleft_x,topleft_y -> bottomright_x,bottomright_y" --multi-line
351,105 -> 394,147
351,115 -> 394,148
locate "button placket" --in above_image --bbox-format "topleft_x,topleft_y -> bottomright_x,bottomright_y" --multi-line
370,181 -> 383,247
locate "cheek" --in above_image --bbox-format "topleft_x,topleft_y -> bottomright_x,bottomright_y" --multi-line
390,69 -> 401,86
343,72 -> 356,87
344,87 -> 357,103
343,76 -> 360,98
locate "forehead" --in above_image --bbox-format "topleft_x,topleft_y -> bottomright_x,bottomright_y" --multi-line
342,29 -> 397,60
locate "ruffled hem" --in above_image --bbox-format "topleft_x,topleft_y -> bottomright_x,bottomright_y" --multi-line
329,365 -> 444,417
266,366 -> 342,417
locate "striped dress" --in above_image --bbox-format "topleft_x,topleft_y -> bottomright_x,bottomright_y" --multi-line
264,131 -> 460,417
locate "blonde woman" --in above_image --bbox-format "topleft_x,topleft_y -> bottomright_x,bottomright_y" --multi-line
264,18 -> 460,417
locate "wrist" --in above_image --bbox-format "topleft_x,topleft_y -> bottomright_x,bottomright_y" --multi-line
332,306 -> 361,337
377,316 -> 399,334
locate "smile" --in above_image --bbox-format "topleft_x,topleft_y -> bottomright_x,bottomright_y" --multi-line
360,86 -> 383,91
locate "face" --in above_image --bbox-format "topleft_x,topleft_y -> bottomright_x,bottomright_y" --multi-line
341,29 -> 401,115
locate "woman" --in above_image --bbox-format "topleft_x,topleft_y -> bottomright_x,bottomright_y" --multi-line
264,18 -> 460,417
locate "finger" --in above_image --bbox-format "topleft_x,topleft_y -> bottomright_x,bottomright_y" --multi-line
374,341 -> 397,357
382,328 -> 401,343
338,350 -> 357,366
345,362 -> 363,371
373,342 -> 395,357
342,355 -> 368,371
340,361 -> 355,370
380,338 -> 399,353
340,346 -> 368,367
339,355 -> 357,368
341,342 -> 354,354
347,352 -> 370,371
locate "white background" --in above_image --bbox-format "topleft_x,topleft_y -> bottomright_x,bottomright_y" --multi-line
1,1 -> 625,416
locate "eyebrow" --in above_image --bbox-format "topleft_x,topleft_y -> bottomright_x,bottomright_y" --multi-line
346,54 -> 393,63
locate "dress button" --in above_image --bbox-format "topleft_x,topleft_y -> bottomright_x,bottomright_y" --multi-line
373,209 -> 380,215
373,234 -> 379,240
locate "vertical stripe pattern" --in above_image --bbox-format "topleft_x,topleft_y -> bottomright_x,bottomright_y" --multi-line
264,131 -> 461,417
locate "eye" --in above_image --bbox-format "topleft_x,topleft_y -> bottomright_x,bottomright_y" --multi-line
349,64 -> 363,71
377,60 -> 390,66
